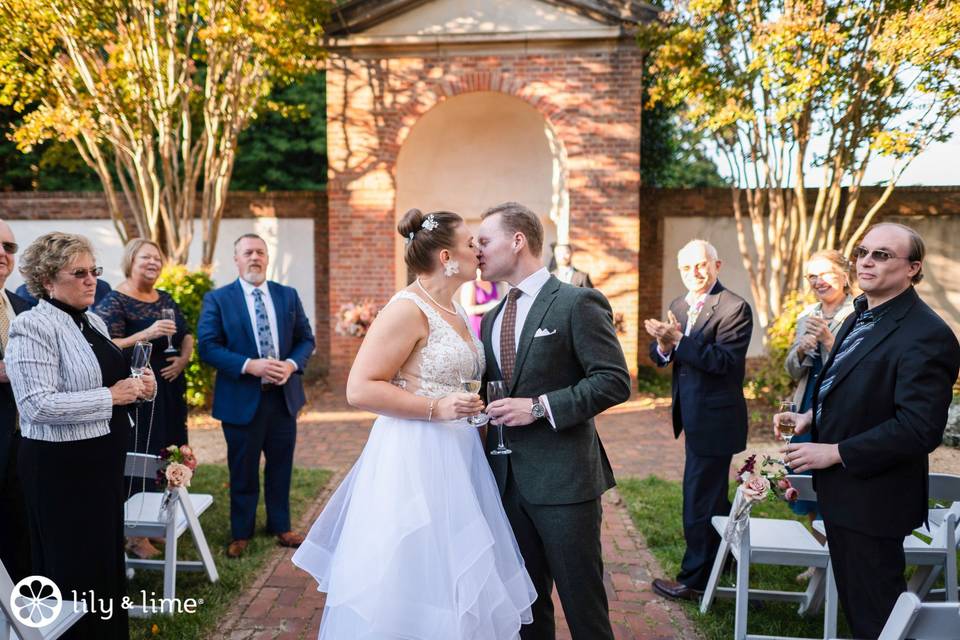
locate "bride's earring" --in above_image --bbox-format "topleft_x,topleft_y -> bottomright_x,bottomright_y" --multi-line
444,259 -> 460,277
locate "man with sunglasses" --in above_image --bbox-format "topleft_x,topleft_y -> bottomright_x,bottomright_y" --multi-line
0,221 -> 34,582
775,222 -> 960,638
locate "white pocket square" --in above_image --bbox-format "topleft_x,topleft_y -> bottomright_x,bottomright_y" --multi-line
534,328 -> 556,338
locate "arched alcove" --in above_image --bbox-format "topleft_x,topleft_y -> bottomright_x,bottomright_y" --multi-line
395,91 -> 568,287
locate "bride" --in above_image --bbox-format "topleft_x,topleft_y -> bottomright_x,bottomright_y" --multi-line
293,208 -> 536,639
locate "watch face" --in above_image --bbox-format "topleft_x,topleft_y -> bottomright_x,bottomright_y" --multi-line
532,402 -> 546,419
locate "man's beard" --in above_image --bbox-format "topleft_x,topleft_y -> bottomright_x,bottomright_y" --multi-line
242,270 -> 266,286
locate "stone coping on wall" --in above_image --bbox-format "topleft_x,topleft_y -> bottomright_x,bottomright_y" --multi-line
640,186 -> 960,219
0,191 -> 327,221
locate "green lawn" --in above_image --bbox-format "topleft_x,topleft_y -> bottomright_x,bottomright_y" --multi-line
127,464 -> 330,639
618,476 -> 851,640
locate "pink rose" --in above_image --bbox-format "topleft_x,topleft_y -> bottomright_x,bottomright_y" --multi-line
784,487 -> 799,502
182,454 -> 198,471
741,474 -> 770,502
179,445 -> 193,457
777,479 -> 790,490
165,462 -> 193,488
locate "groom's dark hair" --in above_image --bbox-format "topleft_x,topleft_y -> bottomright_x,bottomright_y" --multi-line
482,202 -> 543,256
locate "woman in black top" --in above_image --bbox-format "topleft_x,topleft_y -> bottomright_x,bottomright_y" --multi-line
9,233 -> 156,640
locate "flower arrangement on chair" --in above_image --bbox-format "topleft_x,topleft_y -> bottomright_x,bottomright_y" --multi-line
725,454 -> 799,544
155,445 -> 198,522
335,301 -> 381,338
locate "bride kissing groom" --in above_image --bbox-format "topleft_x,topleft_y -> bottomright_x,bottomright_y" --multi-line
293,202 -> 630,640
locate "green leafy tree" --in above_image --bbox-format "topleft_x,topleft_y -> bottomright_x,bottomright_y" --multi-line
0,0 -> 329,264
641,99 -> 728,188
639,1 -> 960,332
231,72 -> 327,191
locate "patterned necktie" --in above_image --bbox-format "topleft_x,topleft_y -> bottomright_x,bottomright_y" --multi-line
0,295 -> 9,353
686,300 -> 705,336
498,288 -> 522,385
815,307 -> 881,423
252,289 -> 276,359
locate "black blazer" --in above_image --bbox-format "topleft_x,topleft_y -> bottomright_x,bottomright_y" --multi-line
0,290 -> 33,480
651,281 -> 753,457
480,276 -> 631,505
812,287 -> 960,538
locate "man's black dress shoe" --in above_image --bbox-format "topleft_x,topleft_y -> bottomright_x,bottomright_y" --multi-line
652,578 -> 703,601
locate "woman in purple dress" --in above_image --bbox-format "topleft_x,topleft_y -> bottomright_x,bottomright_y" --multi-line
459,271 -> 502,337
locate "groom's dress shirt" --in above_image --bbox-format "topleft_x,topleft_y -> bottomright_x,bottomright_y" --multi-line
492,267 -> 556,429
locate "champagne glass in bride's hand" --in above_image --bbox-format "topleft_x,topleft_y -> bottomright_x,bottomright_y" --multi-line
161,308 -> 178,355
458,350 -> 489,426
130,341 -> 153,403
487,381 -> 511,456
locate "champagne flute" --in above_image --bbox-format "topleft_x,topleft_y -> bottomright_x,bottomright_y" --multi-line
131,341 -> 153,404
487,380 -> 511,456
161,308 -> 178,355
458,350 -> 489,426
778,400 -> 797,465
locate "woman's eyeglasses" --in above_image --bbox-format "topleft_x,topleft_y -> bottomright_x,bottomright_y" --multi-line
65,266 -> 104,279
851,246 -> 914,263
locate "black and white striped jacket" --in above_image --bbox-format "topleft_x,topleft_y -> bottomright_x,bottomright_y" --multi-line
7,299 -> 116,442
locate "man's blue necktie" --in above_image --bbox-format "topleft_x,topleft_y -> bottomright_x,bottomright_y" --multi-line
252,288 -> 276,359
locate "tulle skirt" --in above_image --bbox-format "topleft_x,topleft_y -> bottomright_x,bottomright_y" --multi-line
292,415 -> 536,639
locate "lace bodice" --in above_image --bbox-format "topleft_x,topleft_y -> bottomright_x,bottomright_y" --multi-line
387,290 -> 486,400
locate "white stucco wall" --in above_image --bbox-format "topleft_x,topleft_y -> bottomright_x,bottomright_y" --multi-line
395,91 -> 565,286
4,218 -> 316,329
662,216 -> 960,357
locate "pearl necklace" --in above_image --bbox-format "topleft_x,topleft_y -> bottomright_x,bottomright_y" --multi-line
416,278 -> 458,316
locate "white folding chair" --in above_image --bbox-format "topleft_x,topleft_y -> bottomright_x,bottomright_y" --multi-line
0,559 -> 84,640
870,591 -> 959,640
813,473 -> 959,603
123,453 -> 219,617
700,479 -> 838,640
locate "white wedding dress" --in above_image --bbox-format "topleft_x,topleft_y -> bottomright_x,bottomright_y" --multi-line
293,291 -> 536,639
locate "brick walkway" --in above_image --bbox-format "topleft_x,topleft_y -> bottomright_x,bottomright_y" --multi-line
207,396 -> 702,640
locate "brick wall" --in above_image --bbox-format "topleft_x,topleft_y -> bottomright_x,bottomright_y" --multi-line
6,183 -> 957,388
326,45 -> 644,383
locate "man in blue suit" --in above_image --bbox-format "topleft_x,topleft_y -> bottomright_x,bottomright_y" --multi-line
198,233 -> 315,558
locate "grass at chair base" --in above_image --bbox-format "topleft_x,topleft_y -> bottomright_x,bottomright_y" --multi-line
618,476 -> 853,640
126,464 -> 330,639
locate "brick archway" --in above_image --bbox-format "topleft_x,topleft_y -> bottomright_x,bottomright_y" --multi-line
325,49 -> 643,384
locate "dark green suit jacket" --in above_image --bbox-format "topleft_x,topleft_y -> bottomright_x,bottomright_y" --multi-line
481,276 -> 631,505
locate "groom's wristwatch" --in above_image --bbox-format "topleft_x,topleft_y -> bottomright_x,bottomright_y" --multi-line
530,398 -> 546,419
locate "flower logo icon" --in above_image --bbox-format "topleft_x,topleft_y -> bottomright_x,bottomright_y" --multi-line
10,576 -> 62,628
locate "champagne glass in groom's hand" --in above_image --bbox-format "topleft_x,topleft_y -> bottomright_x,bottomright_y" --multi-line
487,381 -> 511,456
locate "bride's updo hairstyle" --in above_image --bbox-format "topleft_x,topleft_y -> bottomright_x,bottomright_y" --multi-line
398,208 -> 463,275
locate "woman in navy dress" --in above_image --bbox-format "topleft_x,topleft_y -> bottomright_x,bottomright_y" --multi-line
94,239 -> 193,558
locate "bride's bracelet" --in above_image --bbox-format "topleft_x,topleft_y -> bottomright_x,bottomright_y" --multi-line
427,398 -> 435,422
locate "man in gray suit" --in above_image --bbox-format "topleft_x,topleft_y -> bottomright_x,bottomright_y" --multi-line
550,243 -> 593,288
478,202 -> 631,640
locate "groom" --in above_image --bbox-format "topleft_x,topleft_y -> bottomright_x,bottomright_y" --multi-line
478,202 -> 631,640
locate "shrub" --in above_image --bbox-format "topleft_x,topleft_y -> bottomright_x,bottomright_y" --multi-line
156,265 -> 216,410
746,291 -> 812,406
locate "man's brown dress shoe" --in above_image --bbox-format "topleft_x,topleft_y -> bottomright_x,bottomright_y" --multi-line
652,578 -> 703,601
227,539 -> 249,558
276,531 -> 305,548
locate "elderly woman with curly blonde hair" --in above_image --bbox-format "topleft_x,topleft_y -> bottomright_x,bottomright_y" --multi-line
8,232 -> 156,640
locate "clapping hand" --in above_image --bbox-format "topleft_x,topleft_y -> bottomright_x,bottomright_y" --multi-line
804,316 -> 835,352
644,311 -> 682,354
